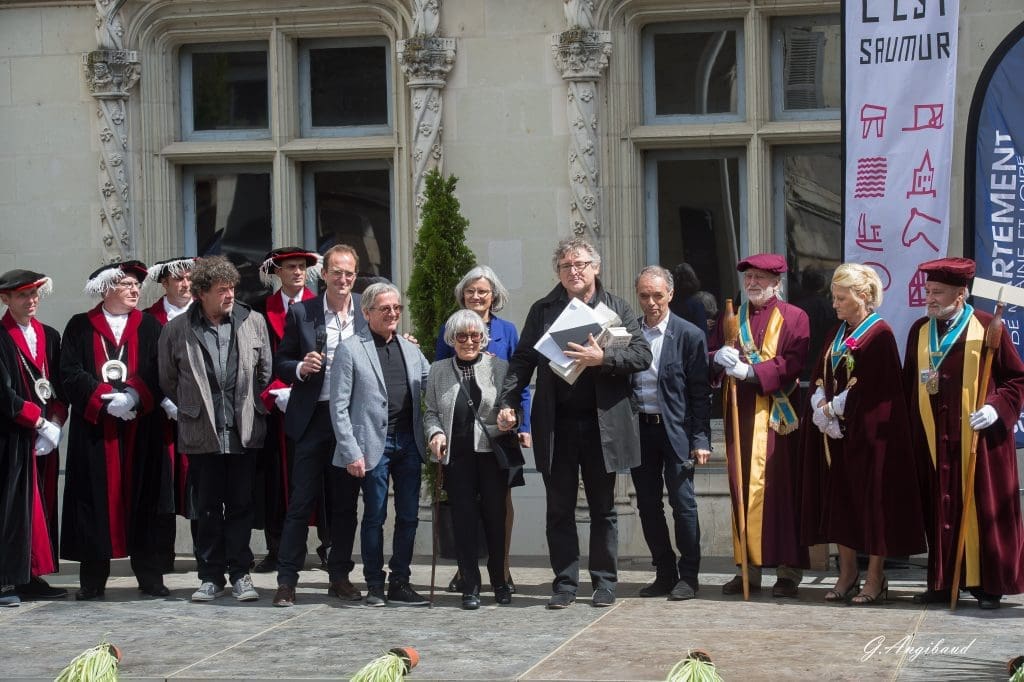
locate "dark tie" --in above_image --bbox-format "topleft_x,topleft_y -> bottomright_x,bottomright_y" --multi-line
288,298 -> 294,308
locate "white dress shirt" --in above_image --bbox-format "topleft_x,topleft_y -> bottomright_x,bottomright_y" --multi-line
633,314 -> 668,414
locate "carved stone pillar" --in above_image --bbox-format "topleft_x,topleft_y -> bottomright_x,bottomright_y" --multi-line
397,1 -> 456,229
85,0 -> 140,263
552,28 -> 612,237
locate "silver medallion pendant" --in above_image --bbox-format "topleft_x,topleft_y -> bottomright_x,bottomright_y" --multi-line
100,359 -> 128,384
33,377 -> 53,404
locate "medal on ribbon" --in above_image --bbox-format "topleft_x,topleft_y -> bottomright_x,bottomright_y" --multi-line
925,304 -> 972,396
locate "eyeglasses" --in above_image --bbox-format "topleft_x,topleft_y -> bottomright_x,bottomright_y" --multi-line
464,288 -> 492,298
115,281 -> 141,291
557,260 -> 593,273
327,269 -> 357,279
454,332 -> 483,343
371,304 -> 403,315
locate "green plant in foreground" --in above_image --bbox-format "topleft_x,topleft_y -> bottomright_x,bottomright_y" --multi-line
666,650 -> 723,682
55,639 -> 121,682
349,650 -> 408,682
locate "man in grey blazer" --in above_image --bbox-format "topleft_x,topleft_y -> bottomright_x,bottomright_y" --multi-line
631,266 -> 711,602
158,256 -> 272,603
271,245 -> 368,607
330,282 -> 431,606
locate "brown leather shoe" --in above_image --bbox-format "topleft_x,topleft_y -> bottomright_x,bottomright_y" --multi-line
328,579 -> 362,601
272,584 -> 296,607
721,575 -> 761,595
772,578 -> 799,598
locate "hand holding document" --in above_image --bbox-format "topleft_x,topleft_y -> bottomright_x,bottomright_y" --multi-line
534,298 -> 630,384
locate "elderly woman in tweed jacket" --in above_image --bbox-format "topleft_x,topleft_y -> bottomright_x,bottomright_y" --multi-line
424,309 -> 520,610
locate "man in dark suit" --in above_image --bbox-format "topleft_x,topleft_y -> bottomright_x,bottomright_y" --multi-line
498,237 -> 652,609
271,245 -> 368,606
631,266 -> 711,601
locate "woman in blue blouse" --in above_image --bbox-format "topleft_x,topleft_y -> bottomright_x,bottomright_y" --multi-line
436,265 -> 531,593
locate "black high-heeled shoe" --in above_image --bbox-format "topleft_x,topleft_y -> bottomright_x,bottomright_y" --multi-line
461,593 -> 480,610
824,574 -> 860,603
851,577 -> 888,605
494,584 -> 512,605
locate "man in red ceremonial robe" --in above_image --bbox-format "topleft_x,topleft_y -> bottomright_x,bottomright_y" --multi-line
252,247 -> 323,573
144,257 -> 196,549
904,257 -> 1024,609
0,270 -> 68,605
709,253 -> 810,598
60,261 -> 174,600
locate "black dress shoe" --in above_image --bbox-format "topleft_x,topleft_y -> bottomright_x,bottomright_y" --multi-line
316,545 -> 329,569
253,554 -> 277,573
461,593 -> 480,610
971,590 -> 1001,610
494,584 -> 512,605
772,578 -> 799,598
669,579 -> 698,601
912,588 -> 951,604
447,573 -> 464,594
17,577 -> 68,600
138,583 -> 170,598
639,576 -> 677,598
505,573 -> 516,594
75,587 -> 105,601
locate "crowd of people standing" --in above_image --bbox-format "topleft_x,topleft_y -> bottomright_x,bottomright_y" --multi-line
2,238 -> 1023,613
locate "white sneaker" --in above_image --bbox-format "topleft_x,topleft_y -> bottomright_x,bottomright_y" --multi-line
232,574 -> 259,601
191,582 -> 225,602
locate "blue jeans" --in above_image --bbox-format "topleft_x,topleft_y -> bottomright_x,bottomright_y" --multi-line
359,432 -> 422,587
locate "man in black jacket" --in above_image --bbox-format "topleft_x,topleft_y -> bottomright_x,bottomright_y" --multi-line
498,238 -> 651,609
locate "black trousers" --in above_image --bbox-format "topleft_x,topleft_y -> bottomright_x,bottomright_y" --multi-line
631,421 -> 700,584
188,452 -> 255,587
78,512 -> 175,591
276,403 -> 360,587
445,450 -> 508,593
544,415 -> 617,594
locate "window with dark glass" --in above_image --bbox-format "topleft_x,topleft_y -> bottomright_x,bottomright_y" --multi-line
299,39 -> 391,136
187,49 -> 269,132
771,16 -> 841,119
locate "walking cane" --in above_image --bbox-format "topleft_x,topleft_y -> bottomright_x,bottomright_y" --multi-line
950,302 -> 1004,610
722,299 -> 750,601
429,453 -> 444,608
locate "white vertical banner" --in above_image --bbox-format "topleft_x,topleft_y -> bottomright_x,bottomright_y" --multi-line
844,1 -> 959,352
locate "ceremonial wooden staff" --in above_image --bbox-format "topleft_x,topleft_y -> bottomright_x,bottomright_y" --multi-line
722,299 -> 750,601
950,301 -> 1004,611
429,457 -> 444,608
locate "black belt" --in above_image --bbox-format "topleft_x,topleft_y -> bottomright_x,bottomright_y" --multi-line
639,413 -> 663,425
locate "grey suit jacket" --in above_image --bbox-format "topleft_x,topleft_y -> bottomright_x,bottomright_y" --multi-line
423,354 -> 509,458
158,302 -> 272,454
330,327 -> 430,470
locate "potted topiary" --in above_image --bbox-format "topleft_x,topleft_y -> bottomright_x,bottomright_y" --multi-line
55,639 -> 123,682
665,650 -> 723,682
350,646 -> 420,682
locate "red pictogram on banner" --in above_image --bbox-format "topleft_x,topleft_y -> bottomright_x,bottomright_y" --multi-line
864,262 -> 892,291
860,104 -> 888,139
906,150 -> 937,198
901,207 -> 942,252
908,269 -> 928,307
855,157 -> 887,198
855,213 -> 883,251
902,104 -> 944,132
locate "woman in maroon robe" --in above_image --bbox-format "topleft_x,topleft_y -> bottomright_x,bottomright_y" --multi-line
802,263 -> 926,604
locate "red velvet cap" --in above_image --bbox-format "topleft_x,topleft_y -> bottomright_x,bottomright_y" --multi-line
737,253 -> 787,274
918,257 -> 975,287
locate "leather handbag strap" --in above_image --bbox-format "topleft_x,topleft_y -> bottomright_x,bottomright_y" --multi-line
452,359 -> 512,470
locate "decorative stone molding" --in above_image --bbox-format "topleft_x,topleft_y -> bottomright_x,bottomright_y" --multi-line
398,0 -> 456,229
86,0 -> 140,264
552,27 -> 611,236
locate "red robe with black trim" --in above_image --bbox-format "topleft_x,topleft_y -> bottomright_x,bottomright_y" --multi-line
59,305 -> 170,561
0,313 -> 67,585
709,296 -> 810,568
904,310 -> 1024,595
254,287 -> 317,533
144,299 -> 192,518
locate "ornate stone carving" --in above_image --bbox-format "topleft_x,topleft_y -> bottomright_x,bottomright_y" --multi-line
553,25 -> 611,236
399,1 -> 456,228
86,0 -> 139,264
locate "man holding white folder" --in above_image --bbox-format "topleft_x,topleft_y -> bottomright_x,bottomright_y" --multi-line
498,238 -> 651,609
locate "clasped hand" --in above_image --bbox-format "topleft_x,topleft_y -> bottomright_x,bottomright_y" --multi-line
101,392 -> 137,420
564,334 -> 604,367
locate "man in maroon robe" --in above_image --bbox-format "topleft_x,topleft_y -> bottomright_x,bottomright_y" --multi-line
709,253 -> 810,597
253,247 -> 322,572
904,257 -> 1024,609
60,261 -> 174,600
1,270 -> 68,605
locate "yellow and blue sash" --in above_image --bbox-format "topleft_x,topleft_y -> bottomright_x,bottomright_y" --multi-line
829,312 -> 882,373
738,302 -> 799,434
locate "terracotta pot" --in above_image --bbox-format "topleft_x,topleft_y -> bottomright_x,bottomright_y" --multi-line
686,650 -> 712,664
107,644 -> 123,664
390,646 -> 419,672
1008,655 -> 1024,675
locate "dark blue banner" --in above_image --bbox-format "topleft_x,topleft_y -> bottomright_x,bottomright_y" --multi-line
969,24 -> 1024,444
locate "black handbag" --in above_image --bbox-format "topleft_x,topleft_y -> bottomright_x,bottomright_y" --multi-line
455,368 -> 526,488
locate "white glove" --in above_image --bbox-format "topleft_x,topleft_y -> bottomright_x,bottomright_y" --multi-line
831,389 -> 849,418
34,434 -> 56,456
36,418 -> 62,445
101,392 -> 137,419
429,433 -> 448,464
811,404 -> 829,433
161,397 -> 178,421
726,361 -> 751,380
810,386 -> 826,410
269,387 -> 291,413
714,346 -> 740,368
969,404 -> 998,431
824,418 -> 844,440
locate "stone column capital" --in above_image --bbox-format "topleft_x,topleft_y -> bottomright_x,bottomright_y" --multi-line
398,36 -> 457,88
83,49 -> 141,99
551,29 -> 612,81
